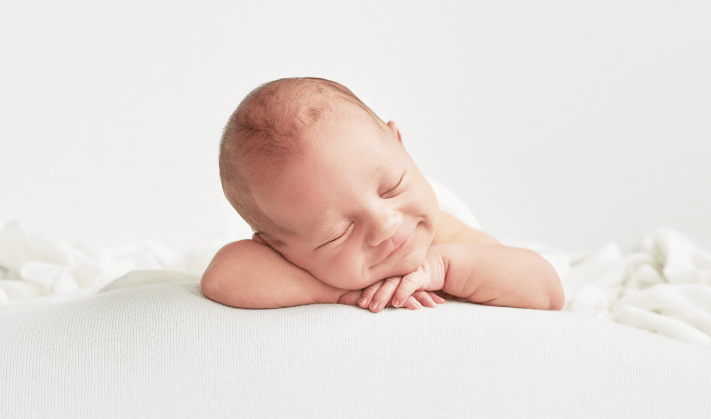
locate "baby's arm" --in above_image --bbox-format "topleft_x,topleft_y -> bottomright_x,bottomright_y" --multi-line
200,238 -> 436,310
375,243 -> 563,311
435,243 -> 564,310
369,213 -> 564,311
201,239 -> 344,308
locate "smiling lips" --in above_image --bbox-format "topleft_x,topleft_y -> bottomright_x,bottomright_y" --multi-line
387,229 -> 414,259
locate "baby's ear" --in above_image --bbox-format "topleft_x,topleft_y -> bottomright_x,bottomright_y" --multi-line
386,121 -> 403,144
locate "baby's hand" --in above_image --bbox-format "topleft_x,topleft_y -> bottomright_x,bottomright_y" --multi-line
389,248 -> 447,309
337,249 -> 448,313
358,277 -> 446,313
337,281 -> 445,312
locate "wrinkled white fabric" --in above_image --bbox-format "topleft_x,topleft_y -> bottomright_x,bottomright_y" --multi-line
503,228 -> 711,347
0,220 -> 219,309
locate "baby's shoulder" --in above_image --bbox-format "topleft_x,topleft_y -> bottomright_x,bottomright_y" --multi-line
433,209 -> 467,244
434,209 -> 500,245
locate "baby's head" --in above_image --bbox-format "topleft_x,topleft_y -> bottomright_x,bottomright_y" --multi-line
220,77 -> 439,289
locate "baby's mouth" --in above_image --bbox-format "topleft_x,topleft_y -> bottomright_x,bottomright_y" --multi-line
387,231 -> 413,259
388,234 -> 412,258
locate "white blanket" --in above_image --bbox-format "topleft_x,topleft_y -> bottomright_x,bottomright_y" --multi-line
2,218 -> 710,347
502,228 -> 711,347
0,220 -> 220,308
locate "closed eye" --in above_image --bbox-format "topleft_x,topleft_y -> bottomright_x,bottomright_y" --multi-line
318,223 -> 354,249
382,173 -> 405,198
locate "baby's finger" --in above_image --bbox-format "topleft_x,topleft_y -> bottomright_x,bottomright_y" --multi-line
336,289 -> 363,306
402,295 -> 423,310
392,271 -> 426,308
358,280 -> 384,308
369,276 -> 400,313
412,290 -> 437,308
429,292 -> 446,304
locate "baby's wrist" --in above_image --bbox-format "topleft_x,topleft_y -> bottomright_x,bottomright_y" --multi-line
424,245 -> 450,291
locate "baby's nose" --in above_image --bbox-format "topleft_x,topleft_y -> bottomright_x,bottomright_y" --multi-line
365,206 -> 401,247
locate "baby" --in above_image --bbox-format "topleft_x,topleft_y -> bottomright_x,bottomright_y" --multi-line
201,77 -> 564,312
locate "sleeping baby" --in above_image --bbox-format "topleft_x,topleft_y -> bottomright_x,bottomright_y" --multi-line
201,77 -> 564,312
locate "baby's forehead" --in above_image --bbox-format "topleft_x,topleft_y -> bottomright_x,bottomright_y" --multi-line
252,107 -> 397,238
303,111 -> 389,155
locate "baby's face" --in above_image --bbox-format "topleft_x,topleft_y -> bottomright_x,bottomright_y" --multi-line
254,115 -> 439,290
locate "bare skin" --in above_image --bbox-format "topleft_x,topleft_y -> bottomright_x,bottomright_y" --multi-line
201,111 -> 565,312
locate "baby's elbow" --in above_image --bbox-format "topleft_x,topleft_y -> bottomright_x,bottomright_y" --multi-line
200,266 -> 220,302
539,257 -> 565,311
199,240 -> 249,305
200,258 -> 225,304
548,286 -> 565,311
200,244 -> 225,299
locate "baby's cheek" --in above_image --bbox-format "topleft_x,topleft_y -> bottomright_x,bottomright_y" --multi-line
326,253 -> 370,290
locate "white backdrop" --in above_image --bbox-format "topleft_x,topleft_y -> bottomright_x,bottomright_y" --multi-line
1,0 -> 709,255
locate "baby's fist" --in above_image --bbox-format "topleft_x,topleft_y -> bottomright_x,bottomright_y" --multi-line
360,277 -> 445,313
392,249 -> 446,308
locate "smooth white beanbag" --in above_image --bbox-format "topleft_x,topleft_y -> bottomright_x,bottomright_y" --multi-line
2,275 -> 710,419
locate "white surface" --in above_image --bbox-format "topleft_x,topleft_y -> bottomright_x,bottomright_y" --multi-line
1,0 -> 709,254
2,281 -> 710,419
